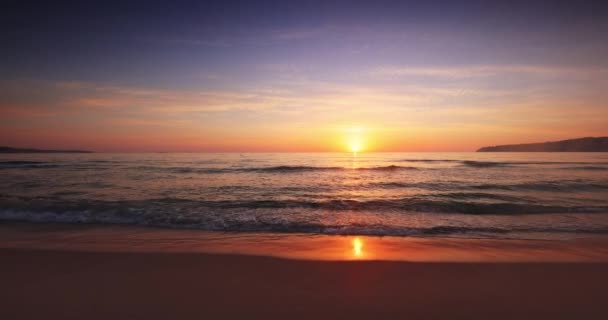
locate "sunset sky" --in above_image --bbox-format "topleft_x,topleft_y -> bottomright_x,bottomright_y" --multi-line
1,0 -> 607,152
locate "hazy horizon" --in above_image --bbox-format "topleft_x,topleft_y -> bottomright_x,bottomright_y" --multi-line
4,135 -> 608,153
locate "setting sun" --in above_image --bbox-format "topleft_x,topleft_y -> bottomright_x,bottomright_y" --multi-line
344,126 -> 366,153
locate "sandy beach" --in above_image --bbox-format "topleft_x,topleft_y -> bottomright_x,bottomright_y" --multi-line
2,249 -> 608,319
1,223 -> 608,319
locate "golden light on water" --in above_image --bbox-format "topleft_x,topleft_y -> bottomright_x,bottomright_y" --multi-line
352,237 -> 364,257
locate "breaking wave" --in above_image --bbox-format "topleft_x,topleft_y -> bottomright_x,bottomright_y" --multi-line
2,204 -> 608,237
373,180 -> 608,192
1,196 -> 607,216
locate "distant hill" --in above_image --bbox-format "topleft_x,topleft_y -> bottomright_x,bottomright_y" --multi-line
0,146 -> 93,153
477,137 -> 608,152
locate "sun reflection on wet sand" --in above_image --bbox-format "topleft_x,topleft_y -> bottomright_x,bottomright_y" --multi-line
2,224 -> 608,261
352,237 -> 364,258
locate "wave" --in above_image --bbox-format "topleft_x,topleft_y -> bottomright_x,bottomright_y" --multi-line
0,160 -> 61,169
163,167 -> 232,174
0,164 -> 62,169
0,160 -> 47,165
2,196 -> 607,216
560,166 -> 608,171
432,192 -> 526,202
354,165 -> 419,171
455,160 -> 608,168
461,160 -> 510,168
132,165 -> 340,174
0,160 -> 110,170
399,159 -> 608,165
248,165 -> 342,172
130,165 -> 420,174
471,181 -> 608,192
372,180 -> 608,192
396,159 -> 513,168
0,163 -> 366,172
2,207 -> 608,237
3,160 -> 607,172
397,159 -> 460,163
242,165 -> 419,172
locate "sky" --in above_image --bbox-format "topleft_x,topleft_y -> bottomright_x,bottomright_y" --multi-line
1,0 -> 607,152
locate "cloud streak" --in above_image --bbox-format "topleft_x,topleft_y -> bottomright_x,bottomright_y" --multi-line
370,65 -> 608,79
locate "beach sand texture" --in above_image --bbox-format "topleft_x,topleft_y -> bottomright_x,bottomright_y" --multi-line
1,223 -> 608,319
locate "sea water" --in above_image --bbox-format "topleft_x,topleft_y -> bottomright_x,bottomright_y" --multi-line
1,152 -> 608,239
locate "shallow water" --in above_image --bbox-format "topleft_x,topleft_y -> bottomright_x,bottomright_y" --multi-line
1,152 -> 608,239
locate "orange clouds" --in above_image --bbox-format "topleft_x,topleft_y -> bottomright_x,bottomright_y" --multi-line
1,62 -> 607,153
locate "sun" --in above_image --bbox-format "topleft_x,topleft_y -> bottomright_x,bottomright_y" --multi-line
344,126 -> 366,153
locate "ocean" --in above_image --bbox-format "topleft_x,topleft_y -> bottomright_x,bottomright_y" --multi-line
1,152 -> 608,239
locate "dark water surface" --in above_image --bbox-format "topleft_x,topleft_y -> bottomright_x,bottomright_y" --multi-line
1,152 -> 608,239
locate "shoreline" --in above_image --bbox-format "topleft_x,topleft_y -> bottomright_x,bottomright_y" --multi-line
2,221 -> 608,262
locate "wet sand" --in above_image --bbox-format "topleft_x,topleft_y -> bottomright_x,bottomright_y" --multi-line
1,223 -> 608,319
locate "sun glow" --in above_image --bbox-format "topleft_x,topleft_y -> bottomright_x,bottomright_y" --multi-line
344,126 -> 366,153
